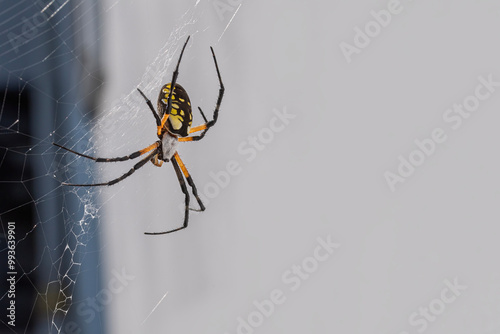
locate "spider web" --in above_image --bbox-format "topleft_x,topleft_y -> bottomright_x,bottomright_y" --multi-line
0,0 -> 238,333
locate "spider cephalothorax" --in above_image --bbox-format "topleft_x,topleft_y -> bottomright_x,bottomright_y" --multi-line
54,35 -> 224,235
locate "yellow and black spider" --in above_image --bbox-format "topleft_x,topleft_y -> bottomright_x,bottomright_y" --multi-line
54,36 -> 224,235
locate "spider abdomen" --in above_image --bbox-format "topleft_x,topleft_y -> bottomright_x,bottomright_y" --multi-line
157,83 -> 193,137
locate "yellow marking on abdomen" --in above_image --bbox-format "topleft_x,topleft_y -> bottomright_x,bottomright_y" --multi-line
169,115 -> 183,130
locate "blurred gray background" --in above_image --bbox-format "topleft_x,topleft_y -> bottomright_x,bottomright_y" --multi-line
100,1 -> 500,333
2,0 -> 500,333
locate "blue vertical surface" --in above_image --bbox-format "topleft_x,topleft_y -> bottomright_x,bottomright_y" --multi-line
0,1 -> 104,333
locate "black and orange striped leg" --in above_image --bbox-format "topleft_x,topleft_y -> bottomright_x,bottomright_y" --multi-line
178,108 -> 210,142
164,36 -> 191,124
178,131 -> 207,142
53,142 -> 160,162
137,88 -> 161,127
154,36 -> 190,137
178,46 -> 224,143
62,149 -> 159,187
174,152 -> 205,212
136,87 -> 169,137
144,156 -> 190,235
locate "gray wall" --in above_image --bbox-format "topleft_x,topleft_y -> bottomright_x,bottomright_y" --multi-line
100,1 -> 500,333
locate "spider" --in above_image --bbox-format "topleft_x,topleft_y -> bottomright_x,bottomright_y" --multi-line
53,36 -> 224,235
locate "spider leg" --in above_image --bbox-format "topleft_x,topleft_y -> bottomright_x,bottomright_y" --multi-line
62,149 -> 158,187
210,46 -> 225,126
173,152 -> 205,212
158,114 -> 170,137
137,88 -> 170,137
53,142 -> 160,162
137,88 -> 161,126
158,36 -> 191,133
178,108 -> 210,142
198,106 -> 209,123
178,132 -> 207,142
178,47 -> 224,143
144,155 -> 190,235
